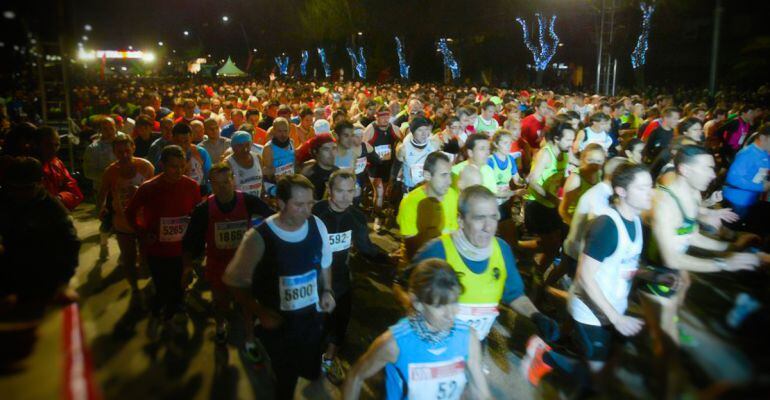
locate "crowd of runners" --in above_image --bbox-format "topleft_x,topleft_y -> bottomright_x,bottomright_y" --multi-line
1,79 -> 769,399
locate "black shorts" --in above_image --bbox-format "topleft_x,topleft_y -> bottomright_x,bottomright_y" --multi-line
372,160 -> 394,180
256,311 -> 324,381
572,320 -> 614,362
324,291 -> 352,346
524,200 -> 562,235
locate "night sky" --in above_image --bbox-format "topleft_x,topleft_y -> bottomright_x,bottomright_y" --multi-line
2,0 -> 769,87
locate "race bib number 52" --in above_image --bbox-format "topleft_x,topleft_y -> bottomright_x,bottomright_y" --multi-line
407,357 -> 467,400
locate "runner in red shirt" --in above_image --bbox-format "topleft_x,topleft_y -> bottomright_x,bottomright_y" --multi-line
520,98 -> 550,150
125,145 -> 200,326
33,126 -> 84,211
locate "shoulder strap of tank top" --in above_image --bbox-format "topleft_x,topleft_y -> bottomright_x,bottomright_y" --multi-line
657,185 -> 696,223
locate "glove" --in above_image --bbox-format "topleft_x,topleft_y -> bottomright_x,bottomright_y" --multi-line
532,312 -> 560,342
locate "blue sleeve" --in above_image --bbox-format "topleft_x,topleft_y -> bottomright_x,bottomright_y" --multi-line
726,149 -> 765,192
509,155 -> 518,176
486,157 -> 495,170
197,146 -> 212,174
412,239 -> 447,264
498,239 -> 525,303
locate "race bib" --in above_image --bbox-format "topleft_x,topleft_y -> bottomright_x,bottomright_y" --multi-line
214,220 -> 248,249
354,157 -> 367,174
409,163 -> 425,185
240,180 -> 263,196
456,304 -> 499,340
375,144 -> 392,161
279,269 -> 319,311
275,163 -> 294,178
188,158 -> 204,184
328,230 -> 352,253
159,216 -> 190,243
407,357 -> 467,400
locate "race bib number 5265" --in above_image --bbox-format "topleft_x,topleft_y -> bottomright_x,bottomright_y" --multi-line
159,216 -> 190,243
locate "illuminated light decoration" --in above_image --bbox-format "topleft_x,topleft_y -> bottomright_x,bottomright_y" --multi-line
317,48 -> 331,78
515,13 -> 560,71
395,37 -> 410,80
631,2 -> 656,69
77,49 -> 156,63
300,50 -> 309,77
437,38 -> 460,80
346,46 -> 367,79
274,55 -> 289,76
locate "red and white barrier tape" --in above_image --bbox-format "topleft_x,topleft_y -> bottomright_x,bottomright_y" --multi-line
62,303 -> 100,400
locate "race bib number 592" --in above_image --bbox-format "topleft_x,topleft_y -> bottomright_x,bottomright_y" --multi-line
328,230 -> 352,253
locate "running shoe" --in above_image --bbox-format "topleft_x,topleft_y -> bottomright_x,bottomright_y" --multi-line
520,335 -> 553,386
321,355 -> 345,385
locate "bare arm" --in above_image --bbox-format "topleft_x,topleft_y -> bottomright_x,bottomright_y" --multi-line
395,141 -> 406,162
571,130 -> 584,155
651,191 -> 722,272
526,148 -> 553,200
261,145 -> 274,178
558,173 -> 581,225
465,329 -> 492,399
509,295 -> 539,319
343,331 -> 399,400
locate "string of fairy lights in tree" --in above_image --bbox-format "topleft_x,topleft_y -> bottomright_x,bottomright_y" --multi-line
317,47 -> 331,78
437,38 -> 460,79
631,2 -> 656,69
516,13 -> 559,71
395,36 -> 410,80
300,50 -> 309,76
274,54 -> 289,76
346,46 -> 367,79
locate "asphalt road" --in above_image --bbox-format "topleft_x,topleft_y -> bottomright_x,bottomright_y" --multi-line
2,201 -> 768,399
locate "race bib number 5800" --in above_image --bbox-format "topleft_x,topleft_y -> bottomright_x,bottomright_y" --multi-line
279,269 -> 319,311
407,357 -> 467,400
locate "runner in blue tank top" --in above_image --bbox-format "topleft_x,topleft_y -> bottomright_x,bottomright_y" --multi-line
343,259 -> 490,400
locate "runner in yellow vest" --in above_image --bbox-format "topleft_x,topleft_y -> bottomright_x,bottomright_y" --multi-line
400,185 -> 559,342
